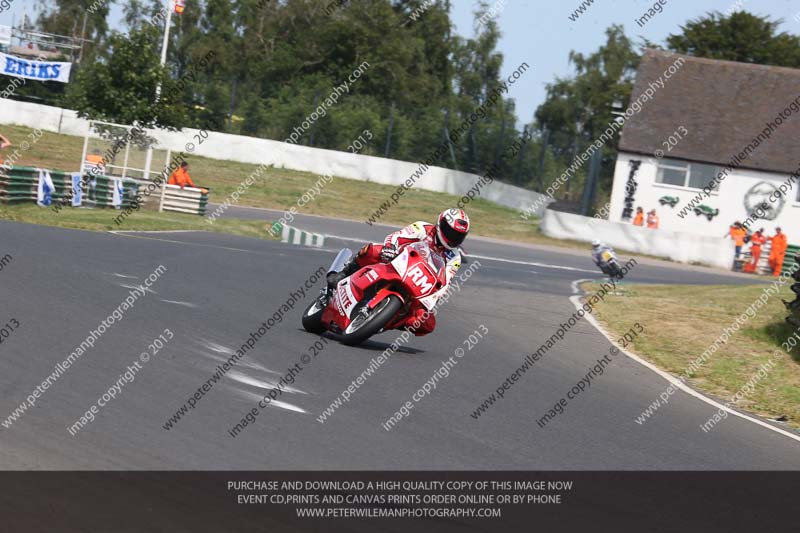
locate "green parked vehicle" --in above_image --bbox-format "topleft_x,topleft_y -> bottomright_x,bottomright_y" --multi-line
658,195 -> 680,208
693,204 -> 719,221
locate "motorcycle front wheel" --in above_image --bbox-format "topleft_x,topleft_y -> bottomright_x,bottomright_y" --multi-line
340,295 -> 403,346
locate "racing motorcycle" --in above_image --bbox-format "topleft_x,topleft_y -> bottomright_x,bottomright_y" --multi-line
597,248 -> 624,279
302,242 -> 446,345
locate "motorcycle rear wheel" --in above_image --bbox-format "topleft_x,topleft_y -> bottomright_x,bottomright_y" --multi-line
302,295 -> 327,334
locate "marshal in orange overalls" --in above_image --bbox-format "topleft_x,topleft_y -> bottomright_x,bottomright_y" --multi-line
168,163 -> 196,188
743,231 -> 766,273
768,229 -> 788,277
646,210 -> 659,229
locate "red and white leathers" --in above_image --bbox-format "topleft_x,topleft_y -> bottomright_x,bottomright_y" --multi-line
352,221 -> 463,336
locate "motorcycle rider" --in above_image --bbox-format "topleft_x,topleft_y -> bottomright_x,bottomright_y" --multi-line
591,240 -> 618,276
326,208 -> 470,336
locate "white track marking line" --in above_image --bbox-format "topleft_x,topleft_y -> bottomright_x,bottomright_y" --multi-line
104,272 -> 138,279
470,254 -> 597,274
235,389 -> 308,414
228,370 -> 307,395
119,283 -> 157,294
109,231 -> 263,254
569,278 -> 800,444
109,230 -> 205,234
160,299 -> 197,308
212,205 -> 400,230
323,233 -> 370,243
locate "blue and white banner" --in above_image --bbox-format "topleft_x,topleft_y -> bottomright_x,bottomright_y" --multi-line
37,169 -> 55,207
112,178 -> 123,207
0,52 -> 72,83
71,173 -> 83,207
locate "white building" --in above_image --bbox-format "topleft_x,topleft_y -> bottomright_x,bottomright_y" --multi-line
609,50 -> 799,246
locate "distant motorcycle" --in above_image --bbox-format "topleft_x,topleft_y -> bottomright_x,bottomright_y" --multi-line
596,248 -> 624,279
302,241 -> 446,345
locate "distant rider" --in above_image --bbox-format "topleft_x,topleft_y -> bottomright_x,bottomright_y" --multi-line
591,240 -> 616,270
327,208 -> 470,336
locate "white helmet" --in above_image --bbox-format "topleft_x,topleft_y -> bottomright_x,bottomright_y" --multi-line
436,208 -> 470,250
591,239 -> 602,248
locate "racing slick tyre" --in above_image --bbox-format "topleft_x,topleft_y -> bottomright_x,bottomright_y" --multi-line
340,295 -> 403,346
302,295 -> 327,334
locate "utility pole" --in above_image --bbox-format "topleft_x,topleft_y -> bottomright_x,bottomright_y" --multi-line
384,102 -> 395,158
580,149 -> 602,216
443,108 -> 458,170
513,124 -> 529,186
77,13 -> 87,63
536,127 -> 549,191
492,106 -> 508,170
308,91 -> 320,146
145,1 -> 175,181
155,1 -> 174,101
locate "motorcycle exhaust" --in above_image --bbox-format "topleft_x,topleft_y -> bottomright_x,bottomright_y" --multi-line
328,248 -> 354,275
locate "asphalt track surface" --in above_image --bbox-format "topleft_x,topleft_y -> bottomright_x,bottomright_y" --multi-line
1,215 -> 799,470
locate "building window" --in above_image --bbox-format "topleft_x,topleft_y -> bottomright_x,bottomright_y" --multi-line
656,158 -> 720,191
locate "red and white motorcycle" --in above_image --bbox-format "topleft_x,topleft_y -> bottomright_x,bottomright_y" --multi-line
302,242 -> 446,345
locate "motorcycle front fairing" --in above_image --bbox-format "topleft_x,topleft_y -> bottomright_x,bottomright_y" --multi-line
321,262 -> 403,333
390,242 -> 447,310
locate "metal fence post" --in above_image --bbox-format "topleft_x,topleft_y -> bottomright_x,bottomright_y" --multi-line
785,254 -> 800,327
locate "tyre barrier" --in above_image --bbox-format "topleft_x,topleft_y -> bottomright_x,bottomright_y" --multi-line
784,253 -> 800,328
0,165 -> 139,208
0,165 -> 208,215
161,184 -> 208,215
781,245 -> 800,276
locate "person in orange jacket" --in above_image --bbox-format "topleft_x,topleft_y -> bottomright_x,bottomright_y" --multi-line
632,206 -> 644,226
768,227 -> 788,277
168,161 -> 196,189
743,228 -> 766,273
646,209 -> 659,229
726,222 -> 747,260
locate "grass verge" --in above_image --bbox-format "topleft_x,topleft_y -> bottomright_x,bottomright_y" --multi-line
0,204 -> 274,241
586,282 -> 800,428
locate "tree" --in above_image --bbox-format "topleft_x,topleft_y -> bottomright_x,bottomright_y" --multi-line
535,25 -> 639,203
64,29 -> 188,129
30,0 -> 532,189
666,11 -> 800,68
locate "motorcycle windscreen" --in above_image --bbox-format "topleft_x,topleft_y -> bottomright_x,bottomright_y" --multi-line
401,242 -> 446,273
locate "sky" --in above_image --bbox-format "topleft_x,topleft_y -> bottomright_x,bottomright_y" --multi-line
3,0 -> 800,123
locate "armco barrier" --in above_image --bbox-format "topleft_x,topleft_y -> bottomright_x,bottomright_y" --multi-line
0,99 -> 552,217
540,208 -> 735,269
